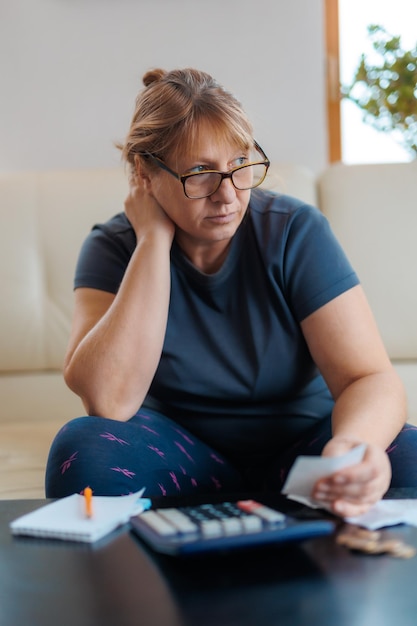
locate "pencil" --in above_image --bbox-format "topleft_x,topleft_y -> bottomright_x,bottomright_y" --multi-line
84,486 -> 93,518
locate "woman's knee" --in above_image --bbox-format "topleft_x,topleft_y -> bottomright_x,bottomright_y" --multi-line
388,423 -> 417,488
45,415 -> 136,498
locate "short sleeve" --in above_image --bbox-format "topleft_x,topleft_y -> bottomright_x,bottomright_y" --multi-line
74,213 -> 136,294
283,204 -> 359,320
249,190 -> 360,322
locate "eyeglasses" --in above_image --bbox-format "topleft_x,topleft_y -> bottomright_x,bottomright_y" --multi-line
140,141 -> 270,199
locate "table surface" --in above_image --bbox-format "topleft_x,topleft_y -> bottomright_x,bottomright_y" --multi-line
1,492 -> 417,626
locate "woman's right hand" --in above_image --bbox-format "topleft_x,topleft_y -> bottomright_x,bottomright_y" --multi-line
124,171 -> 176,243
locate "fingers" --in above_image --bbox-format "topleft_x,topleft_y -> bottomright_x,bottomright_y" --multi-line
123,179 -> 176,243
314,469 -> 378,516
316,461 -> 377,498
127,169 -> 137,187
313,441 -> 391,516
330,499 -> 376,518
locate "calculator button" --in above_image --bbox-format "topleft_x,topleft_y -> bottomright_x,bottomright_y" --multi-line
241,515 -> 263,533
253,506 -> 285,524
139,511 -> 178,536
221,517 -> 243,535
200,519 -> 223,537
237,500 -> 285,523
158,508 -> 199,534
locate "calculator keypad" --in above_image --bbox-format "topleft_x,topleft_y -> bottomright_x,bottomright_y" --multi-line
139,500 -> 285,539
131,499 -> 335,555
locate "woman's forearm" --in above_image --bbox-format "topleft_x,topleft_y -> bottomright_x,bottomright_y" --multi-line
316,368 -> 406,515
330,368 -> 407,448
64,232 -> 172,420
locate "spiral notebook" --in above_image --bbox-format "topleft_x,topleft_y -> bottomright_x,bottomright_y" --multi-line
10,489 -> 150,543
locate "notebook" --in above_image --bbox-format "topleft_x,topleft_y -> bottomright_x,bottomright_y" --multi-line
10,489 -> 150,543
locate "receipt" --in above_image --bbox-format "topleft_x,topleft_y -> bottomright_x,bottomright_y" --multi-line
282,444 -> 366,507
346,500 -> 417,530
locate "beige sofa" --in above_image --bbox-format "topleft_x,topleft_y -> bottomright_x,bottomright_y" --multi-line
1,161 -> 416,499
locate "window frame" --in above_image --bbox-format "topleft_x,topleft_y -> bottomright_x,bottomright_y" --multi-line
325,0 -> 342,163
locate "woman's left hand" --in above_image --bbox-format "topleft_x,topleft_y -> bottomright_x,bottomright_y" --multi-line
312,437 -> 392,517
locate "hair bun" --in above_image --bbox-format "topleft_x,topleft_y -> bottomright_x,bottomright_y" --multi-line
142,68 -> 166,87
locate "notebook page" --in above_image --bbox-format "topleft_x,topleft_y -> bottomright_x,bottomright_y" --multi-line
10,489 -> 148,543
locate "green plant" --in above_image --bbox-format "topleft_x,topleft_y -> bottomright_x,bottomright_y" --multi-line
343,24 -> 417,155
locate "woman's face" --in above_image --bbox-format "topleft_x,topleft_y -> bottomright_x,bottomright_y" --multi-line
147,127 -> 252,267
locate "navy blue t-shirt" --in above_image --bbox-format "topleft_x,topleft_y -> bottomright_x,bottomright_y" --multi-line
74,189 -> 359,458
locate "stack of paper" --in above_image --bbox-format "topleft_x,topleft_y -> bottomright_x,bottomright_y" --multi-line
10,489 -> 150,543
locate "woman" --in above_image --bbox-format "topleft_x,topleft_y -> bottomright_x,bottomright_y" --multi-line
45,67 -> 417,516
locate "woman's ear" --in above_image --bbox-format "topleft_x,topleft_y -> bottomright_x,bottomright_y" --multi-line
133,155 -> 153,192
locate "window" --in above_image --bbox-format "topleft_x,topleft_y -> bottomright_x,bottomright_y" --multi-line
325,0 -> 417,164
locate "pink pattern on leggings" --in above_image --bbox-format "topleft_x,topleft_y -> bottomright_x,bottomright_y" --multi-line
147,445 -> 165,458
169,472 -> 181,491
174,441 -> 194,463
173,428 -> 195,446
60,452 -> 78,474
110,467 -> 136,479
141,425 -> 159,436
100,432 -> 129,445
211,476 -> 222,489
210,453 -> 225,465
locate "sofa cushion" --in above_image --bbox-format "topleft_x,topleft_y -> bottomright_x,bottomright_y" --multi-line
0,372 -> 84,423
0,168 -> 128,372
318,161 -> 417,360
265,163 -> 318,206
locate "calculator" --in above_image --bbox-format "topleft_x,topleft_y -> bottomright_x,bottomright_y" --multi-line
130,499 -> 335,555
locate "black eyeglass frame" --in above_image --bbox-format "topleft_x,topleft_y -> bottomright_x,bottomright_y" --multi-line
140,141 -> 270,199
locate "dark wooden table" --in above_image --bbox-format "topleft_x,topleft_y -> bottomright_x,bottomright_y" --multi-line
1,492 -> 417,626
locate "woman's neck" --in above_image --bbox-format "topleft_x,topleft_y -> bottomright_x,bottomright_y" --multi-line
175,236 -> 232,274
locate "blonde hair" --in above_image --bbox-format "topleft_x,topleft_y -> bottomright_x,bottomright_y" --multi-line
117,68 -> 254,172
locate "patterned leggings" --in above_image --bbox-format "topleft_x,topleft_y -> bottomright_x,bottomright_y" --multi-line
45,408 -> 417,498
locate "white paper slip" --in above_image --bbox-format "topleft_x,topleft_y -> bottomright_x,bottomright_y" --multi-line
10,489 -> 150,543
346,499 -> 417,530
282,444 -> 366,507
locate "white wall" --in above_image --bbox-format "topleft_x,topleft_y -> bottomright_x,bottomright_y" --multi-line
1,0 -> 327,175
